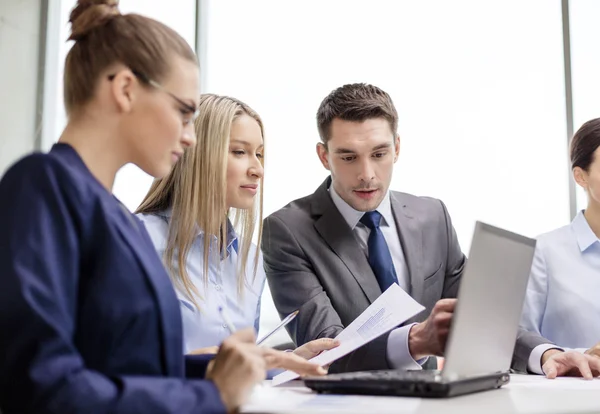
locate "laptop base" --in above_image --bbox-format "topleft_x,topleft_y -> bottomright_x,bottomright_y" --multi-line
304,370 -> 510,398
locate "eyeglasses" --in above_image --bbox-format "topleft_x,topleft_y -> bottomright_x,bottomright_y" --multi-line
108,70 -> 199,125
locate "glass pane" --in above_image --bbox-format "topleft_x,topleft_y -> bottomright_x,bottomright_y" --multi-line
204,0 -> 569,342
570,0 -> 600,213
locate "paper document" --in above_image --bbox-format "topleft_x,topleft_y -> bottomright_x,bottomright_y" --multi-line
272,284 -> 425,386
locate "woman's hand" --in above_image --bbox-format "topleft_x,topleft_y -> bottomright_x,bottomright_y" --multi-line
207,330 -> 330,413
189,346 -> 219,355
585,342 -> 600,358
293,338 -> 340,360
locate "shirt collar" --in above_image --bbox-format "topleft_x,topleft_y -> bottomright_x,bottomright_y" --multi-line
157,209 -> 238,256
223,219 -> 239,255
328,184 -> 394,230
572,210 -> 599,252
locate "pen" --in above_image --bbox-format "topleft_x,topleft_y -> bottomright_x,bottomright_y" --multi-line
218,306 -> 237,333
256,310 -> 299,346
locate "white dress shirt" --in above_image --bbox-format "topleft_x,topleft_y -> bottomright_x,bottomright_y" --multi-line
329,186 -> 424,370
138,211 -> 266,354
521,210 -> 600,374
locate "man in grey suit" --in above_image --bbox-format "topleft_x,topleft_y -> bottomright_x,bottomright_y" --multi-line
262,83 -> 596,377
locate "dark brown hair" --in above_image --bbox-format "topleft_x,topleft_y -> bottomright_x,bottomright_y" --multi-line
571,118 -> 600,171
64,0 -> 197,115
316,83 -> 398,144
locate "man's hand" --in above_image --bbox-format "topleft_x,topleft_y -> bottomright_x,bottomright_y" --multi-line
541,349 -> 600,380
293,338 -> 340,360
408,299 -> 456,360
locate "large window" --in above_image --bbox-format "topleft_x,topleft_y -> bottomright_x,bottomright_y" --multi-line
570,0 -> 600,212
203,0 -> 569,251
201,0 -> 570,344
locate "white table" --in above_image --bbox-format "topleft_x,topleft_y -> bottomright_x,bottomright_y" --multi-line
242,374 -> 600,413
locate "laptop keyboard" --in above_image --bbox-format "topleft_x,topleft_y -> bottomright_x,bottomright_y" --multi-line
321,369 -> 443,382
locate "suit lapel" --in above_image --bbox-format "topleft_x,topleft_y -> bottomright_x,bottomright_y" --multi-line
312,178 -> 382,304
113,203 -> 183,376
390,192 -> 424,302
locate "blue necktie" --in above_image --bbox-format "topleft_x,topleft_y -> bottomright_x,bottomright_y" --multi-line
360,211 -> 398,292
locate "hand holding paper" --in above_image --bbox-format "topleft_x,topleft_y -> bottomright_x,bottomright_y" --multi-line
272,284 -> 425,386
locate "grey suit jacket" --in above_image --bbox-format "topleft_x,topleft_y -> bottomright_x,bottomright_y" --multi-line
262,177 -> 550,373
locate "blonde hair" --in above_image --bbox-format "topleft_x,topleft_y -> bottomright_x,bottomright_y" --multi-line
136,94 -> 264,308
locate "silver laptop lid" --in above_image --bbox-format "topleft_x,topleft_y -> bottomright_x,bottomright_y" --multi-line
442,222 -> 536,381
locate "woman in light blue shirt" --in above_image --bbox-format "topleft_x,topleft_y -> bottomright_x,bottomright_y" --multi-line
136,94 -> 337,358
521,118 -> 600,373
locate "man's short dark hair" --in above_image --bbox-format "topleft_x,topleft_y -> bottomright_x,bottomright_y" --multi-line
316,83 -> 398,144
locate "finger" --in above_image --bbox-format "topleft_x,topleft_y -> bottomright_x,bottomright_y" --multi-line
253,355 -> 268,378
433,299 -> 457,312
433,311 -> 453,328
219,330 -> 256,355
229,327 -> 257,344
264,349 -> 326,376
306,338 -> 340,352
542,360 -> 558,379
190,346 -> 219,355
438,328 -> 450,342
239,342 -> 267,358
585,355 -> 600,378
575,355 -> 593,380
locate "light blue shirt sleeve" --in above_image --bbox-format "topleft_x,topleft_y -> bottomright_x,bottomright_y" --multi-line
520,244 -> 549,337
520,212 -> 600,374
521,243 -> 559,374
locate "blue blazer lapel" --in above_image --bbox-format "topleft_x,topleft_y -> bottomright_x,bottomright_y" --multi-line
113,203 -> 184,376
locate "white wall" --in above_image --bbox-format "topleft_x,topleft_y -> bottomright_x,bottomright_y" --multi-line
0,0 -> 42,175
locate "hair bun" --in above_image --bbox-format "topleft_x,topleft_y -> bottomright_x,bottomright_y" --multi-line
68,0 -> 121,41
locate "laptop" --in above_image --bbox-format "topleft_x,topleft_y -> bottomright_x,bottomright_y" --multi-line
304,221 -> 536,398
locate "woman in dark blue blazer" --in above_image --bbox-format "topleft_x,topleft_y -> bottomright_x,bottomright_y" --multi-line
0,1 -> 323,413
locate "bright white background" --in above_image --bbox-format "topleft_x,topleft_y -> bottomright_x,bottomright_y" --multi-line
570,0 -> 600,212
203,0 -> 570,253
48,0 -> 598,346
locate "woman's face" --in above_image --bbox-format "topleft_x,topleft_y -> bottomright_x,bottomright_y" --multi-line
226,114 -> 264,210
126,56 -> 200,178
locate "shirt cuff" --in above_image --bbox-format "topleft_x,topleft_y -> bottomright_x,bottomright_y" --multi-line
387,324 -> 427,370
527,344 -> 563,375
